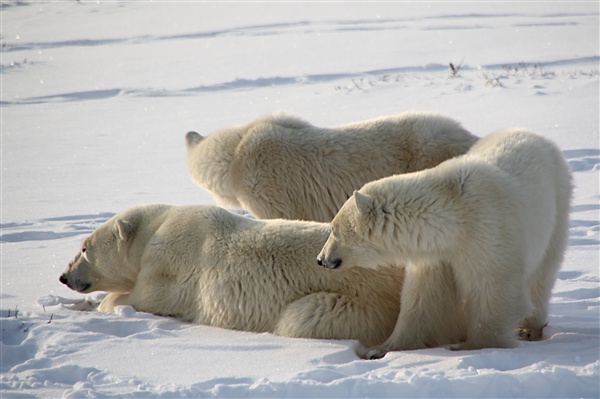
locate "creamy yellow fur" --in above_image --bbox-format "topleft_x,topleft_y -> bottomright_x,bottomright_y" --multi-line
60,205 -> 403,346
186,112 -> 478,222
318,129 -> 572,358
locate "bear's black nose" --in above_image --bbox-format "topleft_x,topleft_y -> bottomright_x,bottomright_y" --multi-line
59,274 -> 68,285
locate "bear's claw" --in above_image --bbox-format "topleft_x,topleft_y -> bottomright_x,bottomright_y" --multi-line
360,346 -> 389,360
516,323 -> 547,341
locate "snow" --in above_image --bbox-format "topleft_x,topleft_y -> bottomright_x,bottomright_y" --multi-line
1,1 -> 599,398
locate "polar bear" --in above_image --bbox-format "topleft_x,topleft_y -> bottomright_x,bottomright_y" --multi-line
317,128 -> 572,358
185,112 -> 478,222
59,205 -> 404,346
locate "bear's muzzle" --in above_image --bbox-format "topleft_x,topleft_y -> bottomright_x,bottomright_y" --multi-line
59,273 -> 91,293
316,256 -> 342,270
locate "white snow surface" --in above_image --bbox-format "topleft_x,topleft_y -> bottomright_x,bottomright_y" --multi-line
1,2 -> 599,398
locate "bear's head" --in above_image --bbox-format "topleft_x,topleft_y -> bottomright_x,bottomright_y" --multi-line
317,190 -> 395,271
59,211 -> 141,294
317,167 -> 468,271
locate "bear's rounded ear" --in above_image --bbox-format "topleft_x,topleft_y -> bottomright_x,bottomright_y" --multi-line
116,219 -> 134,241
353,191 -> 375,216
185,131 -> 204,148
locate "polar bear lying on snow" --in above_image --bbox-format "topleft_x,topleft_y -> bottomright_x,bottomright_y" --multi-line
317,128 -> 572,358
186,112 -> 478,222
60,205 -> 403,346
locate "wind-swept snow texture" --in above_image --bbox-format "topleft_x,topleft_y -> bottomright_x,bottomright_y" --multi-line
2,2 -> 598,398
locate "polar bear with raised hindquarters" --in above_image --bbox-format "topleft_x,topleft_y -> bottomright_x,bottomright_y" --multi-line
186,112 -> 478,222
317,128 -> 572,358
59,205 -> 404,346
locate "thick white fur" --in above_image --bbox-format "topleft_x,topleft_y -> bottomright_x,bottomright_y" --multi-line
60,205 -> 403,346
318,128 -> 572,357
186,112 -> 478,222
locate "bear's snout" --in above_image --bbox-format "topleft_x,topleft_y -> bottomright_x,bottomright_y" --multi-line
59,272 -> 91,293
317,256 -> 342,270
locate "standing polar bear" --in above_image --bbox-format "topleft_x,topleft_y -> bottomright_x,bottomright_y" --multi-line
186,112 -> 478,222
317,128 -> 572,358
59,205 -> 404,347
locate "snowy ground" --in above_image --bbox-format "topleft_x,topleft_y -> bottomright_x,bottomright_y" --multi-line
1,2 -> 599,398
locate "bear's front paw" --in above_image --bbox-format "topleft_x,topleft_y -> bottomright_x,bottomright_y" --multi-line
447,343 -> 466,351
65,299 -> 99,312
96,292 -> 132,313
358,345 -> 389,360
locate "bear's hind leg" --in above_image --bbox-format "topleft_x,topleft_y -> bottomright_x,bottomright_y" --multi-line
274,291 -> 398,347
518,207 -> 569,341
517,256 -> 555,342
274,292 -> 350,340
